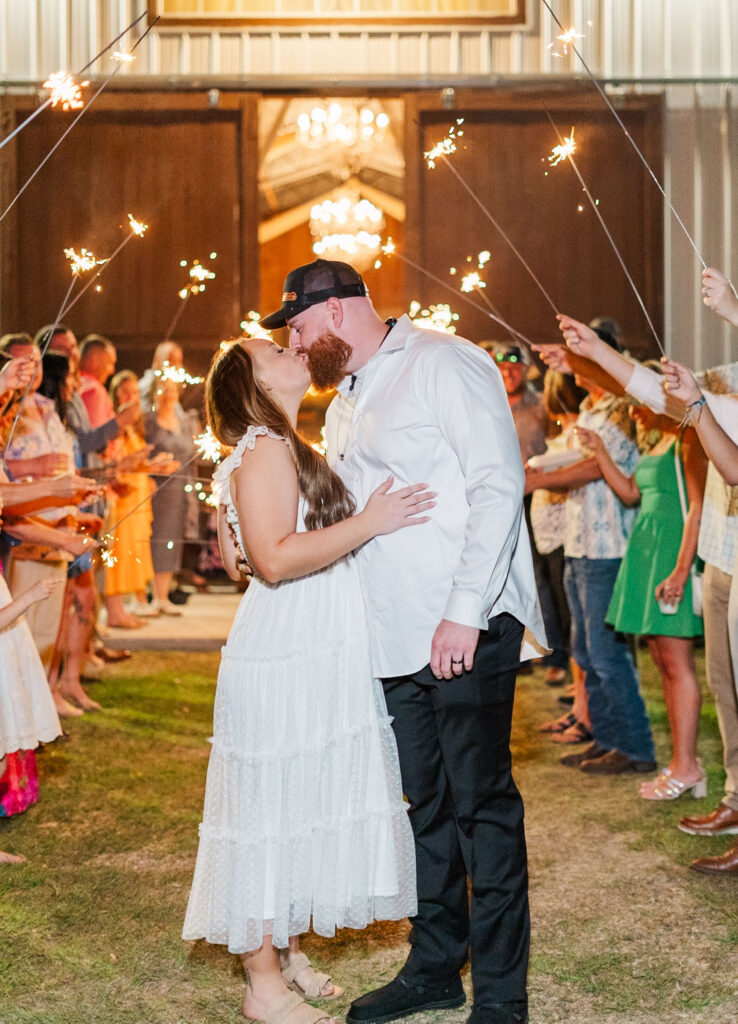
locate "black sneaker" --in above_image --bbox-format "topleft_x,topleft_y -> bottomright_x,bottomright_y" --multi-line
347,975 -> 466,1024
560,742 -> 610,768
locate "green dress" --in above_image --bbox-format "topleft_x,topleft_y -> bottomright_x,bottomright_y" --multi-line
606,440 -> 703,637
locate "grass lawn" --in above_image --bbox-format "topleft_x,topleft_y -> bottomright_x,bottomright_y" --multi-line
1,650 -> 737,1024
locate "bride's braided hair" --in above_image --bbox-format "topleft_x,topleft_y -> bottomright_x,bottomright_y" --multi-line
206,340 -> 356,531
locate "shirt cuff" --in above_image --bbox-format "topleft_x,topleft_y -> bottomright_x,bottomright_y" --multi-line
442,590 -> 488,630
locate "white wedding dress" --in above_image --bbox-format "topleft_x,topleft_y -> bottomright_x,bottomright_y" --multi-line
183,426 -> 416,954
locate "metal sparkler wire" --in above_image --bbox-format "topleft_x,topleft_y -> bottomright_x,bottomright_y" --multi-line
382,241 -> 537,351
0,17 -> 159,225
0,11 -> 148,153
435,152 -> 560,314
539,0 -> 707,269
543,109 -> 665,355
163,292 -> 191,343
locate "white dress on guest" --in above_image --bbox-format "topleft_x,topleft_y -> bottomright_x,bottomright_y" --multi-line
182,426 -> 416,954
0,575 -> 62,758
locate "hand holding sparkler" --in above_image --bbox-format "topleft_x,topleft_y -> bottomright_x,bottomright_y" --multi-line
0,354 -> 38,395
555,314 -> 603,360
702,267 -> 738,327
531,343 -> 573,375
661,359 -> 703,407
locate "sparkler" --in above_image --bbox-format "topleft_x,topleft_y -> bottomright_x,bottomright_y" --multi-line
111,51 -> 135,64
164,256 -> 218,342
381,239 -> 535,351
548,127 -> 576,166
408,301 -> 460,334
543,109 -> 664,355
0,11 -> 147,154
0,16 -> 158,225
194,426 -> 225,464
60,214 -> 149,318
547,27 -> 584,58
43,72 -> 89,110
240,311 -> 273,341
425,122 -> 559,314
424,119 -> 465,169
539,0 -> 707,269
155,362 -> 204,387
64,247 -> 106,275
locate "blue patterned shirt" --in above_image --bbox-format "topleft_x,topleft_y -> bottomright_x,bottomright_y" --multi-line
564,394 -> 639,560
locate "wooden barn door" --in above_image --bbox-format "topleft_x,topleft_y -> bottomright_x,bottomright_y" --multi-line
404,88 -> 663,358
0,92 -> 259,374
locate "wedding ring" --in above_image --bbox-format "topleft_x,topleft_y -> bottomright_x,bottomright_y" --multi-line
451,658 -> 463,664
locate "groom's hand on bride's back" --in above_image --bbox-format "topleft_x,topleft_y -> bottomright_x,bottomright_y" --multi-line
430,619 -> 480,680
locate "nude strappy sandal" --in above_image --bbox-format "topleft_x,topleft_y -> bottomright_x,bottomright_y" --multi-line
244,989 -> 337,1024
280,952 -> 343,1000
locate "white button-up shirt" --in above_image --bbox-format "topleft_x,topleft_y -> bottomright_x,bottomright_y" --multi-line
325,314 -> 547,678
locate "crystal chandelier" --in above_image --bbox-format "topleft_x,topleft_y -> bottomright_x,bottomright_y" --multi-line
309,189 -> 385,271
297,102 -> 389,151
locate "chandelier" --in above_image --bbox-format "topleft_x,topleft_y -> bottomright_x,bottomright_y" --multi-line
309,189 -> 385,271
297,102 -> 389,151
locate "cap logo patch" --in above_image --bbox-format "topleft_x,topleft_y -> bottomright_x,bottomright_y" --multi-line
282,291 -> 297,301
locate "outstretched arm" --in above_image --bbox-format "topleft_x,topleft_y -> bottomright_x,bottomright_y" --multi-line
702,267 -> 738,327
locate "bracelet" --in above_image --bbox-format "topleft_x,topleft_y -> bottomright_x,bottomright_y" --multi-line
687,394 -> 706,422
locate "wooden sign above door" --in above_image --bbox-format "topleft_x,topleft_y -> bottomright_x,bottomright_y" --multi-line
147,0 -> 526,28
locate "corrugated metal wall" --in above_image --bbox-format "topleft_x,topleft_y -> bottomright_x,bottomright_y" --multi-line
1,0 -> 736,366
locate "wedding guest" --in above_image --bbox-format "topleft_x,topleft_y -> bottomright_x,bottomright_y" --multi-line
482,342 -> 569,685
145,378 -> 195,614
526,329 -> 656,776
79,334 -> 117,430
577,386 -> 707,799
139,341 -> 183,410
529,371 -> 591,743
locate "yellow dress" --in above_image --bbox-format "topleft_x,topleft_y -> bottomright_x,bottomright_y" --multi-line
105,430 -> 155,596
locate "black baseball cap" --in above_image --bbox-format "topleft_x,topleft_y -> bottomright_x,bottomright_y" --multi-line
260,259 -> 369,330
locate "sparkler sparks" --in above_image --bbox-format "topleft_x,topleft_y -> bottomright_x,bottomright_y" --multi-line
239,311 -> 272,340
408,301 -> 460,335
195,426 -> 224,464
42,71 -> 89,110
461,271 -> 486,293
127,213 -> 148,236
100,544 -> 118,568
64,247 -> 106,276
424,119 -> 465,169
154,361 -> 204,387
547,27 -> 584,58
178,257 -> 217,299
548,127 -> 576,166
111,50 -> 135,63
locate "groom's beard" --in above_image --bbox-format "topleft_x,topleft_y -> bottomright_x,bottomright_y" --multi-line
306,332 -> 353,391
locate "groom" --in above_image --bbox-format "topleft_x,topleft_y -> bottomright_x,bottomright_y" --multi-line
262,259 -> 546,1024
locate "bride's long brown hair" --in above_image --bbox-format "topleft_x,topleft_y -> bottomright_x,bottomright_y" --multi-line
206,340 -> 356,531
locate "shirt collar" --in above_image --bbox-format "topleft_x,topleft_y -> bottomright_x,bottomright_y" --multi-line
335,315 -> 411,396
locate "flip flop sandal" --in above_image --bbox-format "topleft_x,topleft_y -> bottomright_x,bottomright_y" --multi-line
539,711 -> 576,734
551,720 -> 593,744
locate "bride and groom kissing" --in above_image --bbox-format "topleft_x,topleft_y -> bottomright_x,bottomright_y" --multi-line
182,258 -> 546,1024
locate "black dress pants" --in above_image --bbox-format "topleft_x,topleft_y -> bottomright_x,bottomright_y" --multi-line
382,613 -> 529,1007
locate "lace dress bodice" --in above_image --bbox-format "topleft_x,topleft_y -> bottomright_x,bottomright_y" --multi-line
211,425 -> 305,567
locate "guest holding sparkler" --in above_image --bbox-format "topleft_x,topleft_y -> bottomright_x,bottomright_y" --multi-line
139,341 -> 183,410
106,371 -> 178,627
145,378 -> 195,615
525,326 -> 655,777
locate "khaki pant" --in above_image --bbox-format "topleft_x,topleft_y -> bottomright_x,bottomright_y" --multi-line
703,562 -> 738,811
7,558 -> 67,671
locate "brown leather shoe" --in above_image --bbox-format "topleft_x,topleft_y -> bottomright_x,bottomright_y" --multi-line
560,742 -> 609,768
580,749 -> 657,774
690,841 -> 738,875
679,802 -> 738,836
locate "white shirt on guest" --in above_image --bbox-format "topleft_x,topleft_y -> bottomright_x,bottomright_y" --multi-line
325,314 -> 547,679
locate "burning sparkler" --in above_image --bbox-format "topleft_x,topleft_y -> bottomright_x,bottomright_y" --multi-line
195,426 -> 224,464
548,127 -> 576,166
460,271 -> 486,294
61,213 -> 150,318
155,361 -> 204,387
424,119 -> 465,169
547,27 -> 584,58
163,255 -> 218,342
111,51 -> 135,64
240,311 -> 272,341
64,247 -> 106,276
408,301 -> 460,335
42,71 -> 89,110
100,544 -> 118,569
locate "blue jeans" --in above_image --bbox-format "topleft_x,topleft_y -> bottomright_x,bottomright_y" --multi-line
564,556 -> 654,763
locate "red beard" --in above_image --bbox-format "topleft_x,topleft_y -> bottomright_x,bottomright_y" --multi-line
306,332 -> 353,391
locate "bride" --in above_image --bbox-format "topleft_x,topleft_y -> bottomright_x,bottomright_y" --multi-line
183,336 -> 433,1024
